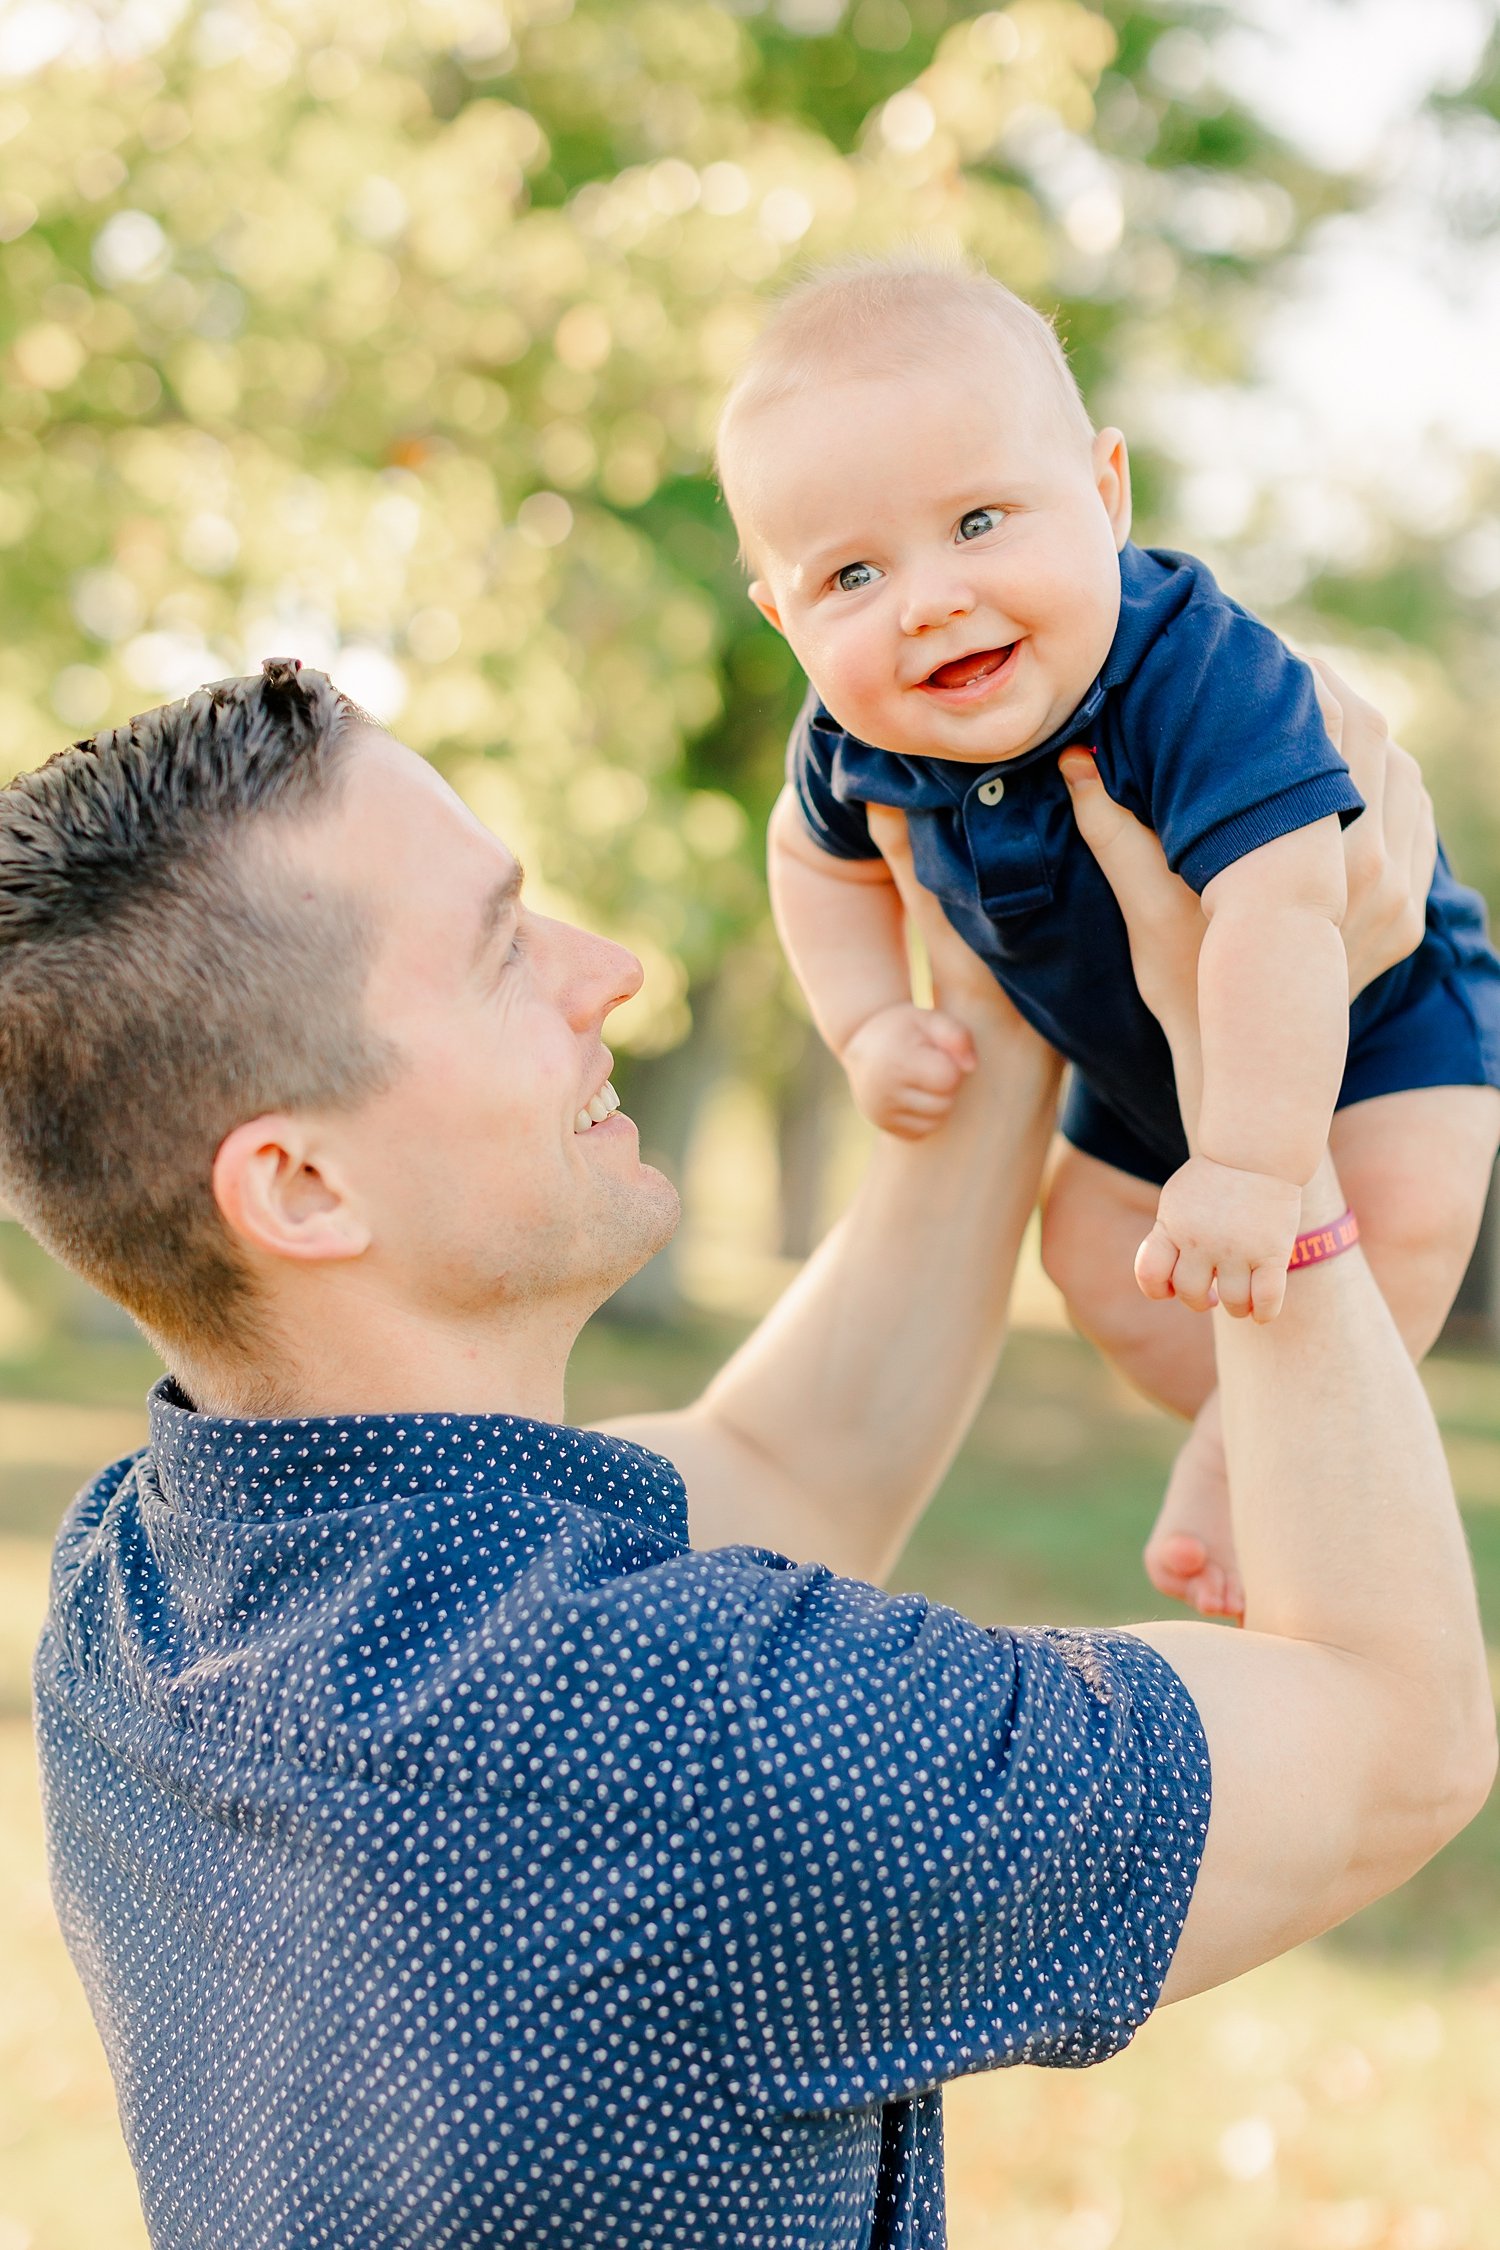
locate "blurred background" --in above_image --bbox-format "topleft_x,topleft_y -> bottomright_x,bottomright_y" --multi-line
3,0 -> 1500,2243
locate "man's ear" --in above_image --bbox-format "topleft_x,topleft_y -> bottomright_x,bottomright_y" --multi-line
1092,427 -> 1133,549
748,579 -> 785,635
212,1116 -> 371,1266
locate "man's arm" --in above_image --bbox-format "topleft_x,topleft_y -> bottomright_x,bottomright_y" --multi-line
1061,733 -> 1495,2002
598,809 -> 1062,1578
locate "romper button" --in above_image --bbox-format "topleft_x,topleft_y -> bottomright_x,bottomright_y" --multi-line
978,777 -> 1005,806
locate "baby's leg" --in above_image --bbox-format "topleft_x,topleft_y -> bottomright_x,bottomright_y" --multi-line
1044,1088 -> 1500,1620
1172,1089 -> 1500,1618
1328,1085 -> 1500,1353
1040,1144 -> 1240,1613
1040,1142 -> 1215,1416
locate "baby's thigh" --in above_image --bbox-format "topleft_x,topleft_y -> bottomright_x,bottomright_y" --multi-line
1330,1085 -> 1500,1358
1040,1139 -> 1216,1417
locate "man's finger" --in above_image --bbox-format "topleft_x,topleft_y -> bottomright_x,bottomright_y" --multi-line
1309,654 -> 1385,756
1060,752 -> 1201,948
865,803 -> 933,943
865,800 -> 912,875
1384,745 -> 1437,904
1059,751 -> 1157,884
1309,657 -> 1346,758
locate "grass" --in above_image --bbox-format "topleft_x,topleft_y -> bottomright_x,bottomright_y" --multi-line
2,1312 -> 1499,2249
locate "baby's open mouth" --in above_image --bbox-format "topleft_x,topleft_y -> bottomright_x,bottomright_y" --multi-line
921,643 -> 1018,693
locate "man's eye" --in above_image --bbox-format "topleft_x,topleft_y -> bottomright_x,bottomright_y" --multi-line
835,561 -> 880,593
958,507 -> 1002,541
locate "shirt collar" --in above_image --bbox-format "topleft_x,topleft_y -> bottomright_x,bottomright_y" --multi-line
144,1375 -> 690,1542
1100,539 -> 1168,689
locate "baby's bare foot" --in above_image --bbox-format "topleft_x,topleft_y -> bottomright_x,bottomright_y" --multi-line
1145,1391 -> 1244,1622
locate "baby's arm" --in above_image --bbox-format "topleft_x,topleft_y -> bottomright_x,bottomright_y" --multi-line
1137,815 -> 1349,1320
768,787 -> 976,1137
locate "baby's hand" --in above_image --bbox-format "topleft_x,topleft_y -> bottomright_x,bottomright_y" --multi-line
1136,1155 -> 1303,1321
841,1003 -> 977,1138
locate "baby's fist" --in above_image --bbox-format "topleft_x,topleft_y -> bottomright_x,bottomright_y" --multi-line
842,1003 -> 976,1138
1136,1156 -> 1303,1320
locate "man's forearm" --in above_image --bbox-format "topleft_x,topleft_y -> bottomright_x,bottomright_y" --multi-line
610,1014 -> 1061,1574
1137,1078 -> 1493,1998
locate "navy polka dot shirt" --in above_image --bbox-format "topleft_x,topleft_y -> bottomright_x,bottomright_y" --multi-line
36,1379 -> 1211,2249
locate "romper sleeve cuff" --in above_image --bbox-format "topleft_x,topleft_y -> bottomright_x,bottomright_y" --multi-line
1175,771 -> 1365,895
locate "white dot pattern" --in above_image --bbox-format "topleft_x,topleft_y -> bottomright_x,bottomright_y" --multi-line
35,1378 -> 1210,2250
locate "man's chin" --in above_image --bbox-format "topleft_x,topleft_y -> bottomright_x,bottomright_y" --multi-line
594,1162 -> 681,1291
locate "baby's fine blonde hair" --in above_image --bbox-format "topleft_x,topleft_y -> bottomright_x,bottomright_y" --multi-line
715,253 -> 1094,533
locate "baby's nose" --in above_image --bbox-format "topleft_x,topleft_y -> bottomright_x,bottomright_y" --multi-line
899,566 -> 976,633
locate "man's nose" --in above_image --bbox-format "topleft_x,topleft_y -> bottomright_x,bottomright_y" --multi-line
537,915 -> 643,1025
899,560 -> 977,635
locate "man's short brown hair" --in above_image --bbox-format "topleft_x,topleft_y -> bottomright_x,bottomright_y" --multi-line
0,660 -> 394,1361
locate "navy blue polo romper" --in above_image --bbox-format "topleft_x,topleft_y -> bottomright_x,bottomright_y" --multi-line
791,541 -> 1500,1183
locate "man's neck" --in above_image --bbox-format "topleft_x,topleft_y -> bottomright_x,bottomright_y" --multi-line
177,1292 -> 587,1426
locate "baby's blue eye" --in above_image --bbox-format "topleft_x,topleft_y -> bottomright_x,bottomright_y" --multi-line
958,507 -> 1000,541
836,561 -> 879,593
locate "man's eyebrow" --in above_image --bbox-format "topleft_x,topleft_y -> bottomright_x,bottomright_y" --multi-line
471,861 -> 525,966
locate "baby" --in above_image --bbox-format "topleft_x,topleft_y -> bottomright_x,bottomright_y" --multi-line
716,258 -> 1500,1616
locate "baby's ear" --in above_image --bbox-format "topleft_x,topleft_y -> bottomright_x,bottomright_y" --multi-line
748,580 -> 785,635
1093,427 -> 1133,549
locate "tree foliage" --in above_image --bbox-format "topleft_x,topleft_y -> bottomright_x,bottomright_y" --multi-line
1,0 -> 1342,1068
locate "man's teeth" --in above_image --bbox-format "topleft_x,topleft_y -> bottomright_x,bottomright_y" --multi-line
574,1081 -> 622,1133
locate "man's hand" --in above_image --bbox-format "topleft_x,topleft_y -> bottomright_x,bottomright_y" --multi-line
1060,664 -> 1440,1127
1137,1155 -> 1304,1320
842,1001 -> 976,1139
1057,751 -> 1203,1058
1311,657 -> 1437,997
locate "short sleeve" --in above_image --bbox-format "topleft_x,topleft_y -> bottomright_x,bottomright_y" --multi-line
1123,595 -> 1365,893
787,685 -> 881,862
691,1559 -> 1210,2118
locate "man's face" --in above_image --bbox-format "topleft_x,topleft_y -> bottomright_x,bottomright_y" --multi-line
279,731 -> 678,1322
736,353 -> 1128,764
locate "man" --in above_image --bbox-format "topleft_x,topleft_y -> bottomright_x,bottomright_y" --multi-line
8,659 -> 1492,2250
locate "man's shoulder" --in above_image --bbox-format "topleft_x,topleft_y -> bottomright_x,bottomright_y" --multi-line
47,1444 -> 146,1580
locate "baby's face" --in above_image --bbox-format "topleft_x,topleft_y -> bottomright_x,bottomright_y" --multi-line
736,357 -> 1130,765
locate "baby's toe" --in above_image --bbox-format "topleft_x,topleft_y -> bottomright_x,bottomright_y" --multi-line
1144,1530 -> 1210,1603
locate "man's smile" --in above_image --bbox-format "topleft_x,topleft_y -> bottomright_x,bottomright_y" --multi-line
574,1078 -> 623,1134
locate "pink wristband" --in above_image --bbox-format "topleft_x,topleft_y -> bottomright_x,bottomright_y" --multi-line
1287,1208 -> 1360,1271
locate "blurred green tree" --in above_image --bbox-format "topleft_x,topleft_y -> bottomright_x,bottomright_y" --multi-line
2,0 -> 1464,1317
